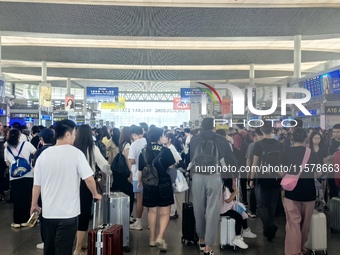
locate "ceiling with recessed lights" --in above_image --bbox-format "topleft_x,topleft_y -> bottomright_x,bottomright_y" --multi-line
0,1 -> 339,91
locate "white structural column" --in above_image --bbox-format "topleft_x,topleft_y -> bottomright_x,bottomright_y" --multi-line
249,63 -> 255,86
42,61 -> 47,82
66,78 -> 71,94
294,35 -> 302,79
83,88 -> 87,115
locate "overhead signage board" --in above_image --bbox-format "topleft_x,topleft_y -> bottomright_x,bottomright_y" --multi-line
86,87 -> 119,102
101,97 -> 125,110
173,98 -> 190,110
180,88 -> 206,103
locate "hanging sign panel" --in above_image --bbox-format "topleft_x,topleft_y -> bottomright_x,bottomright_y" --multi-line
173,98 -> 190,110
65,94 -> 75,111
86,87 -> 119,102
39,83 -> 52,108
101,97 -> 126,110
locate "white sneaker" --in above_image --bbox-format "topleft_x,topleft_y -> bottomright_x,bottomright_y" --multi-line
36,243 -> 44,249
242,228 -> 257,238
232,236 -> 248,249
129,221 -> 142,230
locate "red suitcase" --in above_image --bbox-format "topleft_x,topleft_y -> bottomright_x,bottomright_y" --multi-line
88,224 -> 123,255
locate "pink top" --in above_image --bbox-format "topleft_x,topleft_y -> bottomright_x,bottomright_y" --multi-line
221,187 -> 234,214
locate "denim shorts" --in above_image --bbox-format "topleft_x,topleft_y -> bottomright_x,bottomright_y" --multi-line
133,181 -> 143,193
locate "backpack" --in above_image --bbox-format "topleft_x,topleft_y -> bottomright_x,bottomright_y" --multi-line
257,140 -> 282,188
141,147 -> 166,187
110,143 -> 130,179
95,140 -> 106,159
7,142 -> 31,178
190,136 -> 219,175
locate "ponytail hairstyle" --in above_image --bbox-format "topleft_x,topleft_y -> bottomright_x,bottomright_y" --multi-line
7,129 -> 20,148
145,127 -> 163,164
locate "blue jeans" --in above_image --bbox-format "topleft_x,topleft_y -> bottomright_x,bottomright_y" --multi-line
255,184 -> 280,233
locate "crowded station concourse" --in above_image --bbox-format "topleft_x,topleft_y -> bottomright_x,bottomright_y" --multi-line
0,1 -> 340,255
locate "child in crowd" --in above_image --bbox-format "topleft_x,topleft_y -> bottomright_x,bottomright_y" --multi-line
220,178 -> 257,249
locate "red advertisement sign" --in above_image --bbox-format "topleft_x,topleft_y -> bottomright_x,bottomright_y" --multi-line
222,97 -> 231,114
173,98 -> 190,110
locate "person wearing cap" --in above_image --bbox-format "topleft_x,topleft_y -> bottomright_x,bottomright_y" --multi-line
189,117 -> 238,255
32,128 -> 55,250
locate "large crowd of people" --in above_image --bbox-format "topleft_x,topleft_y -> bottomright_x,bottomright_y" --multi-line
0,119 -> 338,255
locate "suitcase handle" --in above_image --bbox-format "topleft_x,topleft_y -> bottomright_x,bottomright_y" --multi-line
93,198 -> 102,229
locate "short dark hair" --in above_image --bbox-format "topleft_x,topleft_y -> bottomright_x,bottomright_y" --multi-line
11,122 -> 21,130
333,124 -> 340,130
293,127 -> 307,143
140,122 -> 149,132
216,129 -> 226,136
131,125 -> 143,136
32,126 -> 40,135
55,119 -> 76,140
201,118 -> 214,131
254,127 -> 263,137
260,121 -> 273,135
184,128 -> 190,133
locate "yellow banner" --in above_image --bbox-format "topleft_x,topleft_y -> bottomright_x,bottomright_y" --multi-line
39,83 -> 52,108
101,97 -> 125,110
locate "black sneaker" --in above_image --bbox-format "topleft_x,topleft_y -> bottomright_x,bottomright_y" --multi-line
203,250 -> 214,255
267,226 -> 278,242
199,242 -> 206,252
170,211 -> 179,220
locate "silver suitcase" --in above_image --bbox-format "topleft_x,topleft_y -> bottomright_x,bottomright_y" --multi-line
97,176 -> 130,252
330,197 -> 340,233
220,217 -> 236,251
305,210 -> 327,255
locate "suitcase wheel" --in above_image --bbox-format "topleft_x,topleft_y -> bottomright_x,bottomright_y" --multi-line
220,245 -> 225,250
124,246 -> 130,252
187,241 -> 193,246
323,250 -> 327,255
310,251 -> 316,255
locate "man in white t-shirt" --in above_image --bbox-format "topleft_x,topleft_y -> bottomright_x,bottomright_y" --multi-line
128,125 -> 147,230
30,120 -> 102,255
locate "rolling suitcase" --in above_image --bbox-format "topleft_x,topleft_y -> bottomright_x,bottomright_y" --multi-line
181,177 -> 199,245
220,217 -> 236,251
102,176 -> 130,252
88,224 -> 123,255
329,197 -> 340,233
305,210 -> 327,255
220,178 -> 239,251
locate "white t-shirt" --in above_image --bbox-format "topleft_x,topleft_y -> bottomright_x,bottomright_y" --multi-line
168,144 -> 181,163
5,141 -> 36,181
34,145 -> 94,219
221,187 -> 234,214
128,138 -> 146,181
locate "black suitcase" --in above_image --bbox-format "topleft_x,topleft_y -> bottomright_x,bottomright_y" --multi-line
181,177 -> 199,245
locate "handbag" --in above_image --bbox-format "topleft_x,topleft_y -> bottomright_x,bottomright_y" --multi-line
173,170 -> 189,194
281,147 -> 311,191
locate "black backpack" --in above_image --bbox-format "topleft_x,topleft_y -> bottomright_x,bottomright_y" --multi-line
95,140 -> 106,159
257,140 -> 282,188
111,143 -> 130,179
141,147 -> 166,187
190,136 -> 219,174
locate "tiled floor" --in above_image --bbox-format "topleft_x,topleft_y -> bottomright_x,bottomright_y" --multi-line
0,192 -> 339,255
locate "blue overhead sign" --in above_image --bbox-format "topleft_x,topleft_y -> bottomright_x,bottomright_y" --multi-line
86,87 -> 119,102
180,88 -> 207,103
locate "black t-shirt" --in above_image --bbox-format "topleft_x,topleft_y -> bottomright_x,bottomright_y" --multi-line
138,145 -> 175,176
315,147 -> 328,164
31,136 -> 40,149
329,138 -> 340,155
32,145 -> 53,167
279,146 -> 318,202
253,138 -> 283,188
